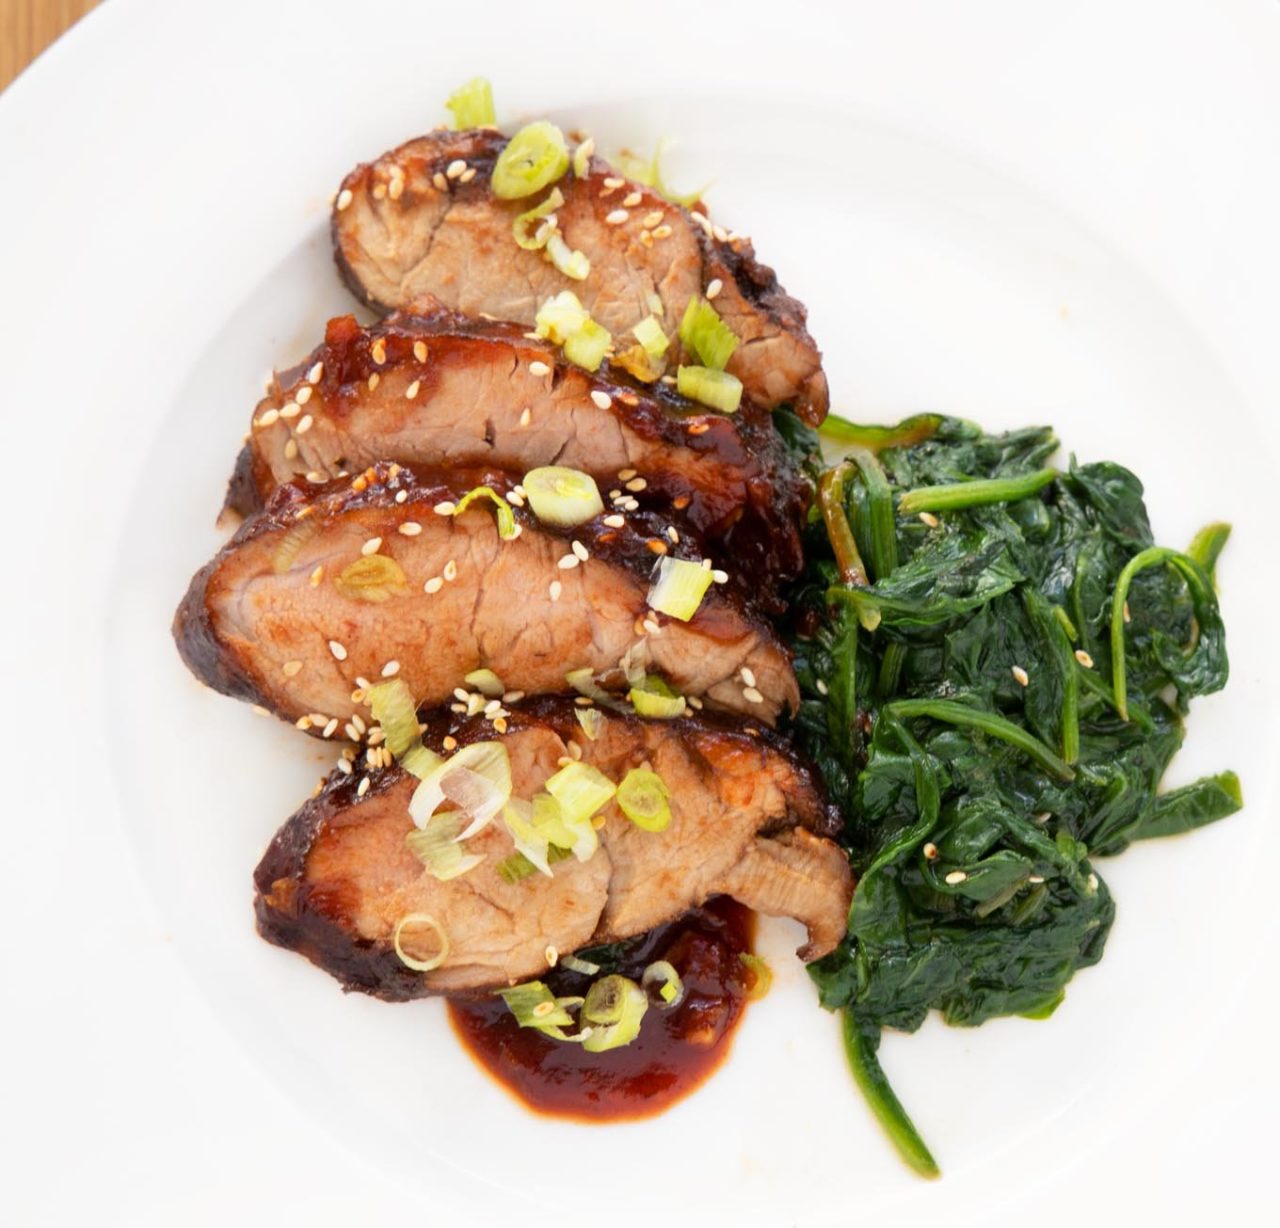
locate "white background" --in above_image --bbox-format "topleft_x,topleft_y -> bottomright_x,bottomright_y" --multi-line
2,1 -> 1278,1224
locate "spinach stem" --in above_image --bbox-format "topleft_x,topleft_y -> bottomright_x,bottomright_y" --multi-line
841,1012 -> 940,1179
898,467 -> 1057,514
1186,522 -> 1231,584
887,699 -> 1076,781
849,447 -> 899,581
818,464 -> 869,586
820,412 -> 941,452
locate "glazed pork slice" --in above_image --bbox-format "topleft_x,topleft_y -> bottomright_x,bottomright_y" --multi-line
226,312 -> 809,586
254,699 -> 852,998
176,462 -> 799,731
331,127 -> 827,423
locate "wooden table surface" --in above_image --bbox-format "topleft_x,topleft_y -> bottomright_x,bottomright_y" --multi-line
1,0 -> 99,92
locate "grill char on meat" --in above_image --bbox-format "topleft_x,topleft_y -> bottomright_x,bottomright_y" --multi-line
254,699 -> 853,997
175,462 -> 799,731
331,128 -> 828,424
226,311 -> 809,590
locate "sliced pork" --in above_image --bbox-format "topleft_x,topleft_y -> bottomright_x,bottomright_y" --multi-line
254,699 -> 851,997
175,462 -> 799,732
331,128 -> 827,423
226,312 -> 809,586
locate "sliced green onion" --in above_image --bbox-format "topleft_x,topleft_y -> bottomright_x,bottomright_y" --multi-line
581,974 -> 648,1051
545,762 -> 616,829
647,555 -> 714,622
560,953 -> 601,976
365,679 -> 420,757
399,743 -> 443,780
533,291 -> 612,373
633,315 -> 670,358
628,676 -> 687,720
676,365 -> 742,414
523,466 -> 604,527
566,668 -> 614,705
272,519 -> 319,574
564,318 -> 611,372
464,669 -> 505,697
492,121 -> 569,200
444,77 -> 495,129
617,767 -> 672,831
405,811 -> 485,881
502,798 -> 555,877
512,188 -> 562,250
498,981 -> 578,1028
408,741 -> 512,836
545,232 -> 591,281
575,708 -> 604,740
393,913 -> 449,972
496,844 -> 571,884
334,554 -> 408,602
642,959 -> 684,1007
451,485 -> 518,540
738,953 -> 772,1000
531,790 -> 598,862
572,138 -> 593,179
679,296 -> 738,370
612,345 -> 661,383
614,137 -> 707,208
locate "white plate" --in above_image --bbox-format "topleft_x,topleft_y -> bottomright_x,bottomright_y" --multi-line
5,2 -> 1280,1224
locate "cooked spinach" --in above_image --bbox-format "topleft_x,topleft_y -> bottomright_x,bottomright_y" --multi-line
786,414 -> 1239,1176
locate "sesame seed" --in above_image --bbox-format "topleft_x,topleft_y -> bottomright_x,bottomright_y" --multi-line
329,640 -> 348,661
443,560 -> 458,581
1028,874 -> 1045,884
433,171 -> 448,191
407,341 -> 427,365
1012,665 -> 1030,687
394,490 -> 408,504
256,407 -> 280,427
295,716 -> 313,730
459,167 -> 477,184
1074,649 -> 1095,668
322,718 -> 339,739
558,553 -> 580,570
336,188 -> 353,211
690,210 -> 712,234
706,278 -> 723,300
494,716 -> 509,734
742,686 -> 764,705
343,722 -> 360,741
666,527 -> 680,544
712,224 -> 729,243
252,704 -> 270,717
357,776 -> 370,797
603,176 -> 625,189
367,373 -> 380,391
625,478 -> 647,492
622,498 -> 639,512
305,471 -> 324,484
442,735 -> 458,751
398,522 -> 422,537
923,842 -> 939,860
370,339 -> 387,365
816,679 -> 829,695
1123,600 -> 1132,623
1033,812 -> 1052,825
572,540 -> 589,561
740,666 -> 757,688
284,439 -> 299,460
648,539 -> 668,555
1087,873 -> 1099,893
687,422 -> 710,436
424,576 -> 443,594
642,210 -> 664,228
308,713 -> 328,726
450,703 -> 466,714
434,501 -> 456,516
549,580 -> 563,601
621,190 -> 642,208
519,407 -> 532,427
282,660 -> 303,677
618,469 -> 637,481
279,401 -> 301,419
507,490 -> 525,508
529,361 -> 551,377
307,361 -> 324,384
642,618 -> 661,635
944,870 -> 968,885
606,209 -> 629,225
296,385 -> 313,405
687,696 -> 703,710
603,514 -> 625,528
351,713 -> 368,734
652,225 -> 672,240
446,159 -> 466,179
296,414 -> 314,435
919,512 -> 940,528
590,390 -> 612,410
405,379 -> 421,400
336,758 -> 353,775
361,536 -> 383,555
381,660 -> 400,678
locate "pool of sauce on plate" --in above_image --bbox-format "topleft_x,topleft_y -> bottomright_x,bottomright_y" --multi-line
447,898 -> 759,1121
